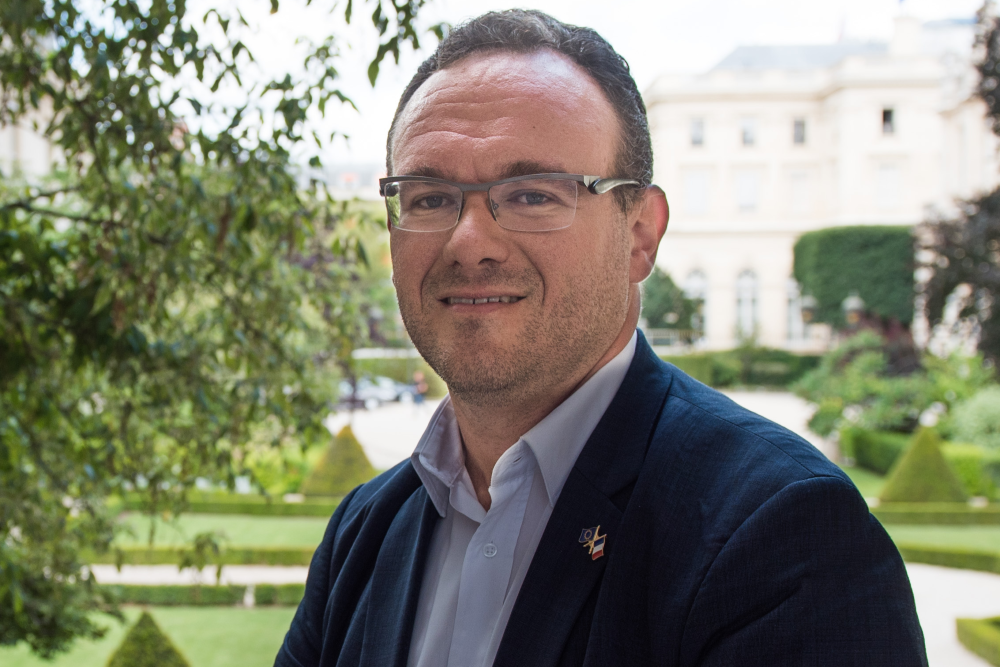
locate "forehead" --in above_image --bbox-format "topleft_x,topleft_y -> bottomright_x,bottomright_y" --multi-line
391,49 -> 619,180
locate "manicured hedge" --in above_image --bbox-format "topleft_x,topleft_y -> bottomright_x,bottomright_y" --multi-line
660,350 -> 820,388
839,428 -> 910,475
107,611 -> 190,667
957,617 -> 1000,667
88,546 -> 315,566
102,584 -> 247,606
255,583 -> 306,606
793,225 -> 914,327
880,429 -> 968,503
895,542 -> 1000,574
873,503 -> 1000,525
117,493 -> 340,517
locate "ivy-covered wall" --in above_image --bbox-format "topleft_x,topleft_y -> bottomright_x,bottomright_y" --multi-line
793,226 -> 914,327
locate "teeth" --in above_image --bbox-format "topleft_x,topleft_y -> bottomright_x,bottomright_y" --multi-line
446,296 -> 522,305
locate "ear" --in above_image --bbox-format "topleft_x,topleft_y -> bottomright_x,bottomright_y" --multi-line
629,185 -> 669,284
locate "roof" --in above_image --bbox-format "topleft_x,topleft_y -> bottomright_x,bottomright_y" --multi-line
712,42 -> 888,72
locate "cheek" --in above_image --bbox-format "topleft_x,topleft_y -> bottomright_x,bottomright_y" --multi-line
390,236 -> 437,302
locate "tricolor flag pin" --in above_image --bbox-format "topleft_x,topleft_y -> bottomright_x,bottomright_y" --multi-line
578,525 -> 607,560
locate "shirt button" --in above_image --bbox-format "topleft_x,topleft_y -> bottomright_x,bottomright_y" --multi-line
483,542 -> 498,558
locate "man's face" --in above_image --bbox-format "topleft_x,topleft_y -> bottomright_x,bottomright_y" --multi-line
389,49 -> 635,407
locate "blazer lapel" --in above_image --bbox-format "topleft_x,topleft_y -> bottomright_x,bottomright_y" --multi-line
358,487 -> 439,667
493,333 -> 674,667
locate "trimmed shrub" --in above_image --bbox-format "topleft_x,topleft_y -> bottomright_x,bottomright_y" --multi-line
951,386 -> 1000,450
895,543 -> 1000,574
957,617 -> 1000,667
106,611 -> 190,667
117,492 -> 341,517
86,546 -> 315,566
301,425 -> 376,497
880,429 -> 968,503
660,350 -> 819,388
661,355 -> 713,385
873,503 -> 1000,525
839,427 -> 910,475
102,585 -> 246,606
255,583 -> 306,606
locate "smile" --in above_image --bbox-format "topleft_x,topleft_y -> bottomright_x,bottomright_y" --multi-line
444,296 -> 524,305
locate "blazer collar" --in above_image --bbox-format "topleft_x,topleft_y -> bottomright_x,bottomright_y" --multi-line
493,331 -> 674,667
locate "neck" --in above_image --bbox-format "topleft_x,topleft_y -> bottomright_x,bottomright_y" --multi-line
451,285 -> 640,510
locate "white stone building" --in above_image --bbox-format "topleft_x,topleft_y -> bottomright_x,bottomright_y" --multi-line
646,15 -> 1000,351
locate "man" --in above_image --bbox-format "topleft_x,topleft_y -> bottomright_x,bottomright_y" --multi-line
275,10 -> 927,667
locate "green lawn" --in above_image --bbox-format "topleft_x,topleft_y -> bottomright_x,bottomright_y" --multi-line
839,465 -> 886,499
1,607 -> 296,667
116,513 -> 329,547
885,525 -> 1000,552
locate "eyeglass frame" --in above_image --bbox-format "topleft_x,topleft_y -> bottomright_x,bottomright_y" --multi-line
378,172 -> 642,232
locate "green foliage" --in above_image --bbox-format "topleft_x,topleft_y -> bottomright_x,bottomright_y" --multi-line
957,617 -> 1000,667
874,504 -> 1000,525
0,0 -> 435,655
839,427 -> 911,475
949,387 -> 1000,450
102,585 -> 245,607
254,584 -> 306,607
895,543 -> 1000,574
641,267 -> 696,330
880,429 -> 969,503
793,226 -> 914,327
301,426 -> 375,497
106,611 -> 189,667
794,331 -> 994,436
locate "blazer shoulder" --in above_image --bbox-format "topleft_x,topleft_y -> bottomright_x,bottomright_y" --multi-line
335,459 -> 421,529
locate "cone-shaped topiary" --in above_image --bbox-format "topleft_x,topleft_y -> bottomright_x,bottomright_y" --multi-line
301,425 -> 376,497
106,611 -> 190,667
879,428 -> 969,503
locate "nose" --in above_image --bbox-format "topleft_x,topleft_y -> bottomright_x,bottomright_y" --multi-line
441,190 -> 511,267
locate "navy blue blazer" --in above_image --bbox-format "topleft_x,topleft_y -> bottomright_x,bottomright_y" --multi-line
275,333 -> 927,666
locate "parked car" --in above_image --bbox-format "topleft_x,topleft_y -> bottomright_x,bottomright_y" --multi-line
337,376 -> 416,410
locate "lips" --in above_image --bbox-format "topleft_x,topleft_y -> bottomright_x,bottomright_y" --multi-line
444,296 -> 524,305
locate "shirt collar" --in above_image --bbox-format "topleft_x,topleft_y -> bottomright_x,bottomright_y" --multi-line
410,332 -> 638,517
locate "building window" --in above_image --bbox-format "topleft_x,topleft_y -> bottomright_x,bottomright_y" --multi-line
734,168 -> 761,213
736,270 -> 758,338
876,163 -> 901,210
741,117 -> 756,146
793,118 -> 806,145
690,118 -> 705,147
786,279 -> 805,341
882,108 -> 895,135
682,169 -> 710,215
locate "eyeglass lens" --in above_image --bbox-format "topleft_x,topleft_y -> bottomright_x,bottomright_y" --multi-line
385,178 -> 579,232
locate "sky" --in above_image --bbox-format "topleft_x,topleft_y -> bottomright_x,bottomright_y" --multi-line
205,0 -> 985,168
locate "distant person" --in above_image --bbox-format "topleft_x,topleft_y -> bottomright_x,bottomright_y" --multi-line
275,10 -> 926,666
412,370 -> 429,409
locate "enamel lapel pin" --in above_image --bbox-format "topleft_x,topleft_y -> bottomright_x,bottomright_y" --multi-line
579,526 -> 607,561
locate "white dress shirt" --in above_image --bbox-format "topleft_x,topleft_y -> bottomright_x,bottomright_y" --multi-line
407,333 -> 637,667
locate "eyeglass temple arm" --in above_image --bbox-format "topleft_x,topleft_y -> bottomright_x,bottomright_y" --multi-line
585,177 -> 642,195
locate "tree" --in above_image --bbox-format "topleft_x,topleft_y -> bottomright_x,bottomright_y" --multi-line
0,0 -> 437,656
919,3 -> 1000,363
641,267 -> 696,331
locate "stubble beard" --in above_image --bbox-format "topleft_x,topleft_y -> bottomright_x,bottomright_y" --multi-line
398,228 -> 632,409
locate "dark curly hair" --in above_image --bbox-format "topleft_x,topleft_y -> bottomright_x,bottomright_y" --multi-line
386,9 -> 652,212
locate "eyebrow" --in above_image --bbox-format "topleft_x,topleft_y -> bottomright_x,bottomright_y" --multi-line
395,161 -> 570,183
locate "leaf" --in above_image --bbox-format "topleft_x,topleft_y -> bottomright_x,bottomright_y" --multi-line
270,0 -> 279,13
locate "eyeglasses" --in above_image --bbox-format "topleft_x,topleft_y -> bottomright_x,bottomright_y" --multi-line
378,173 -> 641,233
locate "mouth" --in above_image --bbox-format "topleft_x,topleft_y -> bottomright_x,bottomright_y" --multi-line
442,295 -> 524,305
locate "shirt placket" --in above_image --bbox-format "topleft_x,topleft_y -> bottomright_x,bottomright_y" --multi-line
447,443 -> 535,667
